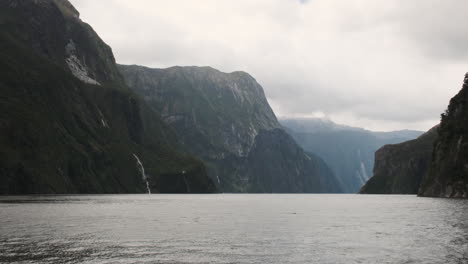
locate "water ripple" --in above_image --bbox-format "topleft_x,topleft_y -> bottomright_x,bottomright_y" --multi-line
0,194 -> 466,264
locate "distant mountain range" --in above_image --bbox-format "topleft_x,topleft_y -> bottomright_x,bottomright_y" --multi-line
281,118 -> 423,192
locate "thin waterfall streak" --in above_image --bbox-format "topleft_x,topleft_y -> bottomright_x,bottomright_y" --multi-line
132,153 -> 151,194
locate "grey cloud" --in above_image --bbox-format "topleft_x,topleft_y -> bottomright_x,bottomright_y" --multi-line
70,0 -> 468,131
392,0 -> 468,61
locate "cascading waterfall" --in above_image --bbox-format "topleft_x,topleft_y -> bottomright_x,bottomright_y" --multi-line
132,154 -> 151,194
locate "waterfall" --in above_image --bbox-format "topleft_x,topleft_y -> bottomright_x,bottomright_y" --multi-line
216,175 -> 221,184
181,170 -> 191,193
132,154 -> 151,194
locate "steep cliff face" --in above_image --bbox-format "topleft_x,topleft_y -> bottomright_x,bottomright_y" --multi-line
119,65 -> 341,193
419,74 -> 468,198
359,126 -> 438,194
119,65 -> 279,158
0,0 -> 215,194
281,118 -> 423,193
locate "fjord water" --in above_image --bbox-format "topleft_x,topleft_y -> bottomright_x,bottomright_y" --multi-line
0,195 -> 466,264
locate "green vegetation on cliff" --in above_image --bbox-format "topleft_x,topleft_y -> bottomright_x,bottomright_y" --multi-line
418,74 -> 468,198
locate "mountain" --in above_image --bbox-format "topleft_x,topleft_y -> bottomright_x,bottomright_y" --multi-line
359,126 -> 438,194
281,118 -> 423,192
118,65 -> 342,193
372,130 -> 425,141
279,118 -> 366,133
418,74 -> 468,198
0,0 -> 215,194
244,129 -> 339,193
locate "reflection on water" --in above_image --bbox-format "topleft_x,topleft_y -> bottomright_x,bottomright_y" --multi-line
0,194 -> 467,264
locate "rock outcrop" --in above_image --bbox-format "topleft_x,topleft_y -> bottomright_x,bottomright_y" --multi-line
359,126 -> 438,194
0,0 -> 215,194
119,65 -> 342,193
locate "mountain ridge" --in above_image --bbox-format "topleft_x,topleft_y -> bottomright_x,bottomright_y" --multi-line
119,64 -> 342,193
280,117 -> 423,136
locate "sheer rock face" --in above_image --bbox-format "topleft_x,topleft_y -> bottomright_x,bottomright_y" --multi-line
0,0 -> 215,194
359,126 -> 438,194
119,65 -> 279,158
119,65 -> 342,193
418,74 -> 468,198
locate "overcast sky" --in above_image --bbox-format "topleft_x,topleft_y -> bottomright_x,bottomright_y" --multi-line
70,0 -> 468,131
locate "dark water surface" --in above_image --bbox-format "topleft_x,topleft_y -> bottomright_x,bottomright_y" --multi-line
0,194 -> 467,264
